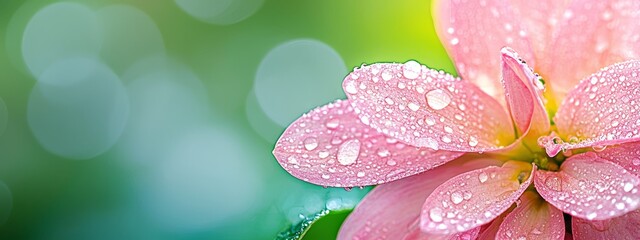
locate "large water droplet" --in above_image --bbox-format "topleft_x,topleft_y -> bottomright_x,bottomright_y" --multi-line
429,207 -> 444,222
545,176 -> 562,191
303,137 -> 318,150
381,70 -> 392,81
425,89 -> 451,110
402,60 -> 421,79
468,136 -> 479,147
451,191 -> 463,204
408,102 -> 420,111
345,81 -> 358,94
478,172 -> 488,183
623,182 -> 634,192
337,139 -> 361,165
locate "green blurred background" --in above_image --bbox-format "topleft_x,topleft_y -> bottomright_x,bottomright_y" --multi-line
0,0 -> 455,239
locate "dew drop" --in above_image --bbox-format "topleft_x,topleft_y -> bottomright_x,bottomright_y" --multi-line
425,117 -> 436,126
450,38 -> 460,45
303,137 -> 318,150
381,70 -> 392,81
337,139 -> 361,165
545,176 -> 562,191
425,89 -> 451,110
429,207 -> 444,222
321,174 -> 330,179
468,136 -> 479,147
408,102 -> 420,111
318,150 -> 329,159
386,159 -> 397,166
402,60 -> 421,79
377,148 -> 390,157
592,145 -> 607,152
417,137 -> 439,150
478,172 -> 488,183
586,212 -> 598,220
325,118 -> 340,129
345,81 -> 358,94
451,191 -> 463,204
623,182 -> 634,192
357,171 -> 365,178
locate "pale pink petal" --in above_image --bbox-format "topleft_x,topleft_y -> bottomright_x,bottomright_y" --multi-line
432,0 -> 535,100
477,208 -> 513,240
273,99 -> 464,187
496,191 -> 565,240
544,0 -> 640,99
594,141 -> 640,177
509,0 -> 572,66
337,158 -> 502,240
500,47 -> 550,147
534,152 -> 640,220
420,161 -> 536,235
572,209 -> 640,240
343,63 -> 514,153
552,61 -> 640,151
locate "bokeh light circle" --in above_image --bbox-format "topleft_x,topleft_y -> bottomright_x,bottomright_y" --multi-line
175,0 -> 264,25
0,181 -> 12,225
120,56 -> 210,166
140,126 -> 263,231
245,89 -> 282,143
254,39 -> 347,127
28,57 -> 129,160
22,2 -> 102,76
97,5 -> 165,74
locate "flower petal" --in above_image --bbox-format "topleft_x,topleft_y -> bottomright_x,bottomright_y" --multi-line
337,158 -> 501,240
500,47 -> 550,148
420,161 -> 535,235
544,0 -> 640,99
273,99 -> 464,187
534,152 -> 640,220
477,208 -> 513,240
496,191 -> 565,240
572,209 -> 640,240
594,141 -> 640,177
553,61 -> 640,150
343,63 -> 514,153
508,0 -> 572,65
432,0 -> 536,100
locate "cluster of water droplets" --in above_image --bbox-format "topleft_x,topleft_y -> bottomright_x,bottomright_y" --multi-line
422,166 -> 531,235
275,99 -> 462,187
535,154 -> 640,221
343,61 -> 513,154
555,61 -> 640,150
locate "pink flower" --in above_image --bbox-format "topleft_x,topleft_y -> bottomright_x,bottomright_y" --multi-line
273,0 -> 640,239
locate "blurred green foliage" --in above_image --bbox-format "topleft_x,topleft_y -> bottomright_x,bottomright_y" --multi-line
0,0 -> 452,239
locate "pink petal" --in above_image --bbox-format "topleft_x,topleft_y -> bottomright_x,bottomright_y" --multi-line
553,61 -> 640,151
337,158 -> 502,240
534,152 -> 640,220
496,191 -> 565,240
419,161 -> 536,235
477,208 -> 513,240
509,0 -> 572,66
432,0 -> 536,100
273,99 -> 464,187
594,141 -> 640,177
544,0 -> 640,99
572,209 -> 640,240
500,47 -> 550,147
343,63 -> 514,153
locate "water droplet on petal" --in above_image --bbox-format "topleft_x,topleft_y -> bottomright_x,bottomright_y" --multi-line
325,118 -> 339,129
408,102 -> 420,111
545,176 -> 562,191
468,136 -> 479,147
623,182 -> 634,192
318,150 -> 329,159
402,60 -> 421,79
356,171 -> 365,178
337,139 -> 361,165
478,172 -> 488,183
451,191 -> 463,204
345,81 -> 358,94
429,207 -> 444,222
381,70 -> 392,81
303,137 -> 318,150
592,145 -> 607,152
386,159 -> 397,166
425,89 -> 451,110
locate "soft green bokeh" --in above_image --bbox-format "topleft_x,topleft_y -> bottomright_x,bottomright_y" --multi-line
0,0 -> 453,239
